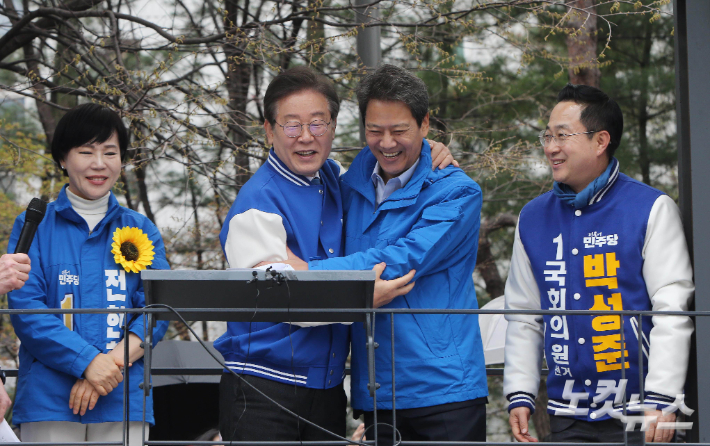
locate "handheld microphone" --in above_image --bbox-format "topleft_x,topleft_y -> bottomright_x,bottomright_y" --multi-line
14,198 -> 47,254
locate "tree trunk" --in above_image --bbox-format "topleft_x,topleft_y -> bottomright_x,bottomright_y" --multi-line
134,153 -> 156,223
223,0 -> 253,192
565,0 -> 600,87
476,235 -> 505,299
22,41 -> 61,201
6,0 -> 58,173
189,176 -> 204,270
475,213 -> 517,299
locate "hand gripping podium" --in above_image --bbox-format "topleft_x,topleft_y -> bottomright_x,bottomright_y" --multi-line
140,269 -> 380,399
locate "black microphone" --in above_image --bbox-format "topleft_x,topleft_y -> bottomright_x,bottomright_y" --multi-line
14,198 -> 47,254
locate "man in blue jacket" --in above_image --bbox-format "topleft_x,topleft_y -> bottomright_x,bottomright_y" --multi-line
284,64 -> 489,444
217,66 -> 454,443
503,84 -> 694,444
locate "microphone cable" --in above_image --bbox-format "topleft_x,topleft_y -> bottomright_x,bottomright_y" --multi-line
231,272 -> 261,439
142,297 -> 402,444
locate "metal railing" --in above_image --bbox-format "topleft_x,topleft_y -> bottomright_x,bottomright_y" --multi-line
0,305 -> 704,446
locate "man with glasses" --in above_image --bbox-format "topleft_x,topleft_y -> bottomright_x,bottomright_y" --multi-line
216,66 -> 454,443
503,84 -> 694,444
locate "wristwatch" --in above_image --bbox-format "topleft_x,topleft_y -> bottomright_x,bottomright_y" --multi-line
0,367 -> 6,385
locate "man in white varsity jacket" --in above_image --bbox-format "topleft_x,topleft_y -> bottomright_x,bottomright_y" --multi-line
504,84 -> 694,444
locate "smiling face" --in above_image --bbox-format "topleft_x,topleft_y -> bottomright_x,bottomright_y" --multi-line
62,132 -> 122,200
264,89 -> 336,177
365,99 -> 430,183
545,101 -> 610,193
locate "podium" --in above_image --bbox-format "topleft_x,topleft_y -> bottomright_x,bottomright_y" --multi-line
140,268 -> 379,403
142,269 -> 374,323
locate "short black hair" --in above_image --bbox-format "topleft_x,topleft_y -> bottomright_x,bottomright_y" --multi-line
51,103 -> 129,175
557,83 -> 624,159
263,66 -> 340,126
356,64 -> 429,127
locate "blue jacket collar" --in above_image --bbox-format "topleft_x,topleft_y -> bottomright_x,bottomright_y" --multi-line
55,184 -> 121,230
344,139 -> 449,210
266,149 -> 315,187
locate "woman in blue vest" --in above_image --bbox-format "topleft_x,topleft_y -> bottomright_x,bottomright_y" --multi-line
7,104 -> 168,444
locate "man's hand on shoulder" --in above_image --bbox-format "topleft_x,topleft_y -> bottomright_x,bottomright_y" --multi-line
373,263 -> 415,308
428,140 -> 459,170
0,253 -> 31,294
509,406 -> 538,442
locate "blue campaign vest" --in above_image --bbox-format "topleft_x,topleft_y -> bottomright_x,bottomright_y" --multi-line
215,150 -> 350,389
519,173 -> 663,421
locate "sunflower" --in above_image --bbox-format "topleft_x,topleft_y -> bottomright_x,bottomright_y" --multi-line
111,227 -> 155,273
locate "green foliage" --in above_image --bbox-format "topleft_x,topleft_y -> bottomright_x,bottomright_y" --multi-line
404,1 -> 676,301
0,104 -> 56,250
598,2 -> 677,195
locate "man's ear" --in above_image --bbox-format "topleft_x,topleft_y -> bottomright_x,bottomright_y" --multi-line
420,112 -> 430,137
595,130 -> 611,158
264,120 -> 274,145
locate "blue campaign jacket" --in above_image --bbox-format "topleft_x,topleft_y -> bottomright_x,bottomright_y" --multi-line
310,141 -> 489,411
516,173 -> 674,420
7,186 -> 169,425
215,150 -> 350,389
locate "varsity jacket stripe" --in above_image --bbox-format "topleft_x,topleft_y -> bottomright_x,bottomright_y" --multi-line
224,361 -> 308,380
589,159 -> 619,205
267,152 -> 310,186
225,361 -> 308,385
507,391 -> 536,412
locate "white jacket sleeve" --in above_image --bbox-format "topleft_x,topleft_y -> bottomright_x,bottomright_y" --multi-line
223,208 -> 350,327
503,223 -> 545,411
224,209 -> 287,269
642,195 -> 694,400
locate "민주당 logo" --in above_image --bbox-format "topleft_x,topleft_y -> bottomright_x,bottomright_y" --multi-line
111,226 -> 155,273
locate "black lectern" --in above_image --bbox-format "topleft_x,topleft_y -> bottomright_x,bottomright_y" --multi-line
140,269 -> 379,398
142,269 -> 374,323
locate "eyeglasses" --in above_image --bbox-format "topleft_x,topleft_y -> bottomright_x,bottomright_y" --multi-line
276,119 -> 331,138
539,129 -> 597,148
